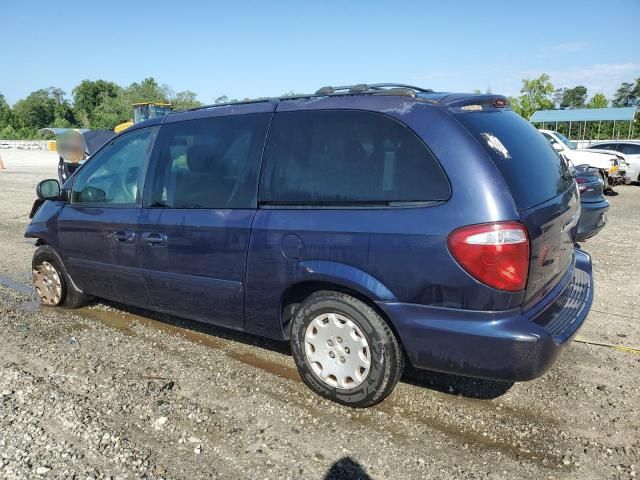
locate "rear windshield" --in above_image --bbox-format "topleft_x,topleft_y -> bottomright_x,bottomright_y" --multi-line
456,110 -> 574,209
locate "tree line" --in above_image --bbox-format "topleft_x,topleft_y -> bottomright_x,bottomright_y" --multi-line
507,74 -> 640,139
0,78 -> 205,140
1,75 -> 639,140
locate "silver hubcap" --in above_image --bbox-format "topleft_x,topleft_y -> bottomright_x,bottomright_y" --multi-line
32,261 -> 62,306
304,313 -> 371,389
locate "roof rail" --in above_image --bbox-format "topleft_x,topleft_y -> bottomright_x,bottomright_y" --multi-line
179,83 -> 433,114
314,83 -> 433,95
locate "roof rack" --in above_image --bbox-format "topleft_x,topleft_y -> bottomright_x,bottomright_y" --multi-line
315,83 -> 433,95
181,83 -> 433,113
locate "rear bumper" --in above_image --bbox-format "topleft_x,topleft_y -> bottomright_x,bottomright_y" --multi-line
378,249 -> 593,382
577,199 -> 609,241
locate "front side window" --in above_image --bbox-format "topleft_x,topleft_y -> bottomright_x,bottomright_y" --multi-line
72,127 -> 156,205
145,113 -> 270,209
259,110 -> 450,205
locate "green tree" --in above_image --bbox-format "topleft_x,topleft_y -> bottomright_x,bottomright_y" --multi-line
126,77 -> 170,104
73,79 -> 121,127
508,96 -> 522,114
560,85 -> 587,108
90,94 -> 129,130
0,93 -> 12,128
12,90 -> 55,130
171,90 -> 202,110
612,81 -> 637,107
0,125 -> 18,139
513,74 -> 555,119
12,87 -> 76,132
214,95 -> 230,104
633,77 -> 640,105
552,88 -> 566,108
587,93 -> 608,108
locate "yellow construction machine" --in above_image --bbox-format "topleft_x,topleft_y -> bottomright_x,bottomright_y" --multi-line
114,102 -> 173,133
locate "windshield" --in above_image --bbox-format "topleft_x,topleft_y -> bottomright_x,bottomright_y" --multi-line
555,132 -> 576,150
133,104 -> 172,124
149,105 -> 172,117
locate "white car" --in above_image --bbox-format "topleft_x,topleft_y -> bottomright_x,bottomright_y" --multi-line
581,148 -> 631,185
585,141 -> 640,183
539,130 -> 624,187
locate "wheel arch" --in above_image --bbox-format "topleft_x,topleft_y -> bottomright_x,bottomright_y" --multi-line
279,280 -> 406,356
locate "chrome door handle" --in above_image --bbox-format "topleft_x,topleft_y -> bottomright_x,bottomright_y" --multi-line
142,232 -> 168,246
112,230 -> 135,242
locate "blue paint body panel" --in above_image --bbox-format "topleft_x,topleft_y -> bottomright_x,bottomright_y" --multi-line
25,92 -> 595,382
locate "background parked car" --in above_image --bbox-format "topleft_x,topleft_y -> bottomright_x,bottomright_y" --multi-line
585,141 -> 640,183
539,129 -> 624,191
581,146 -> 632,185
573,163 -> 609,241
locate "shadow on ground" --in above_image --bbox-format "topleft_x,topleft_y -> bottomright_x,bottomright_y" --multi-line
324,457 -> 372,480
402,364 -> 513,399
95,298 -> 513,400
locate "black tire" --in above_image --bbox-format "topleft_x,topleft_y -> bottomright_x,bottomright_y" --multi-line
290,291 -> 404,408
32,245 -> 91,309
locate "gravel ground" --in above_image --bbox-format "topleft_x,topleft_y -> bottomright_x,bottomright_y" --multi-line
0,149 -> 638,480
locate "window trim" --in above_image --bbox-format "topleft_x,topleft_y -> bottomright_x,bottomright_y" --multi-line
256,109 -> 451,209
257,200 -> 444,210
70,126 -> 159,208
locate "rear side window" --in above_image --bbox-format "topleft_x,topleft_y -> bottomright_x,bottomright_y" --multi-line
259,110 -> 450,205
456,111 -> 574,209
591,143 -> 616,150
145,113 -> 270,209
618,143 -> 640,155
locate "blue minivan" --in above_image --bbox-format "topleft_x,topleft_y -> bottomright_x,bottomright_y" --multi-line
27,84 -> 593,407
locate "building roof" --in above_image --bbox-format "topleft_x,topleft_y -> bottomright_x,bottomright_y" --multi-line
530,107 -> 637,123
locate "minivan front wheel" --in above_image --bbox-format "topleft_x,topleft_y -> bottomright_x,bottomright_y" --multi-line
290,291 -> 404,407
32,245 -> 91,309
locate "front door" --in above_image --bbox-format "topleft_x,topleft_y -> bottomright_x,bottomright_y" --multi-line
58,127 -> 157,306
138,109 -> 272,328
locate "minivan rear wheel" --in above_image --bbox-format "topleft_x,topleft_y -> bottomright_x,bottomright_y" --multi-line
290,291 -> 404,407
32,245 -> 91,309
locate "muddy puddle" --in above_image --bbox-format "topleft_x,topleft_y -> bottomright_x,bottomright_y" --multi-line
227,351 -> 301,382
71,304 -> 301,382
0,274 -> 33,295
1,277 -> 564,466
373,396 -> 562,467
16,300 -> 40,312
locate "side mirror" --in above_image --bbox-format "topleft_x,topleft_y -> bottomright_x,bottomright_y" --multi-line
552,142 -> 564,152
36,179 -> 61,200
78,186 -> 107,203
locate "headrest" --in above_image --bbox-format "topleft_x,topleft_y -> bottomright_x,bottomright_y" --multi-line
186,144 -> 216,173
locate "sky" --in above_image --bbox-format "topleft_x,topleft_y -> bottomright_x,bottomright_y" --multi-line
1,0 -> 639,105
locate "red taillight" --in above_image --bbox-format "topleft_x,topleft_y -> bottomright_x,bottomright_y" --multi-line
447,222 -> 530,292
575,177 -> 587,194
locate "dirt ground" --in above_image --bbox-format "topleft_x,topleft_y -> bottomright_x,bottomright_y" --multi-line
0,149 -> 638,480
